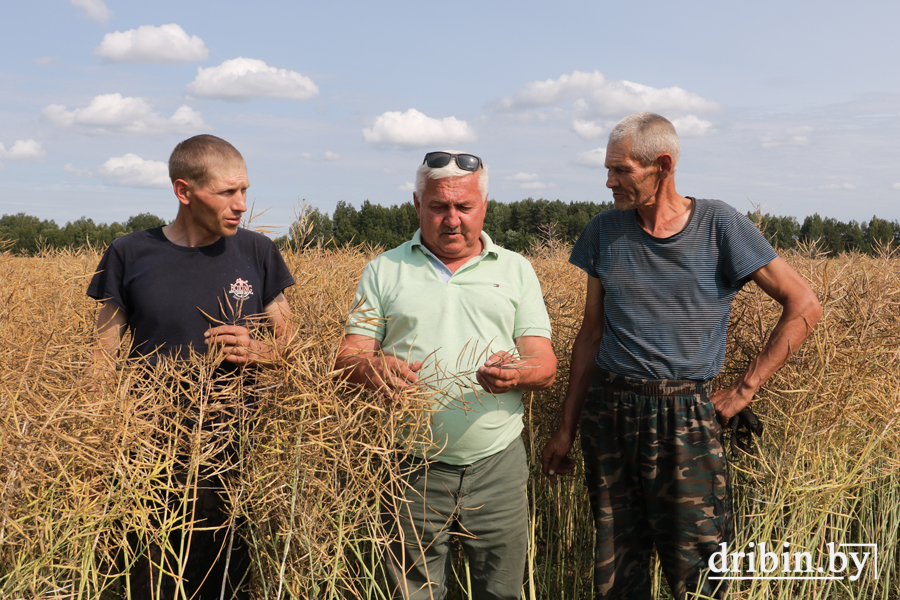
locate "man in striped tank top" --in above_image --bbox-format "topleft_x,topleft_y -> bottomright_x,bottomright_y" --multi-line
541,113 -> 822,599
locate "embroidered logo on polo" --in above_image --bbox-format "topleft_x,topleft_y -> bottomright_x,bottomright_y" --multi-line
230,278 -> 253,300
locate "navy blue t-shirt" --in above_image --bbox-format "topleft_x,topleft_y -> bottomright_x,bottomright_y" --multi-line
87,227 -> 295,364
569,198 -> 777,381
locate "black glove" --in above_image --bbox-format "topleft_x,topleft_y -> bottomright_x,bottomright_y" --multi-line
729,407 -> 763,456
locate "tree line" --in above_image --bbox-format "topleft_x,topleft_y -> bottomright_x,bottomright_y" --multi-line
0,213 -> 167,255
279,199 -> 900,256
279,198 -> 617,253
3,201 -> 899,256
751,212 -> 898,255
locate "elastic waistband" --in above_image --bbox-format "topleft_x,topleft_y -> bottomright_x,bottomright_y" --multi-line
594,368 -> 710,397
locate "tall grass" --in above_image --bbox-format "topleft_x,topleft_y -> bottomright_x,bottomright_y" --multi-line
0,239 -> 897,599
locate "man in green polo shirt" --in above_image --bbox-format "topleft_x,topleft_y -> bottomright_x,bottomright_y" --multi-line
337,151 -> 557,600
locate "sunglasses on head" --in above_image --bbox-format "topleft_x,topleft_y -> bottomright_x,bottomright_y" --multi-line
422,152 -> 483,172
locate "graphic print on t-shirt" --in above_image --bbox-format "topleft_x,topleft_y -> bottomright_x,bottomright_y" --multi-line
230,278 -> 253,301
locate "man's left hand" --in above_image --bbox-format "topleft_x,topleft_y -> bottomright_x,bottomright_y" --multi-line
205,325 -> 265,366
710,382 -> 755,427
476,351 -> 524,394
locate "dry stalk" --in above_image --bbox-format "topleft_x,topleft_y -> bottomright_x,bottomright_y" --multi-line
0,240 -> 897,599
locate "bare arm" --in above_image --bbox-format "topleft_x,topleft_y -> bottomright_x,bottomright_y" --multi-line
88,301 -> 127,383
335,333 -> 422,399
475,335 -> 557,394
711,257 -> 822,425
541,275 -> 604,484
204,292 -> 294,367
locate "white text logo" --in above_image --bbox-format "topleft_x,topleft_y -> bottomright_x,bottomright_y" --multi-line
708,542 -> 877,581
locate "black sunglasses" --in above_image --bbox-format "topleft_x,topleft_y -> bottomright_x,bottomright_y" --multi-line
422,152 -> 483,172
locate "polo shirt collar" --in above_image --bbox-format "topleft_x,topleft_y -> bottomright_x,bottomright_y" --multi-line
411,229 -> 499,259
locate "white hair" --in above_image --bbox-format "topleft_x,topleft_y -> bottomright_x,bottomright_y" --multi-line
609,112 -> 680,170
414,150 -> 489,202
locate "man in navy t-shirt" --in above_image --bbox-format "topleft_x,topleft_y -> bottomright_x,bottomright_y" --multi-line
87,135 -> 295,599
541,113 -> 821,599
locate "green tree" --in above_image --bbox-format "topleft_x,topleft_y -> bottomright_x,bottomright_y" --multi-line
836,220 -> 865,253
800,214 -> 830,253
126,213 -> 167,232
0,213 -> 62,254
565,201 -> 612,240
0,212 -> 167,254
748,212 -> 799,250
863,216 -> 896,252
356,201 -> 402,248
61,217 -> 107,248
279,206 -> 334,250
483,201 -> 512,246
483,198 -> 613,250
331,200 -> 360,247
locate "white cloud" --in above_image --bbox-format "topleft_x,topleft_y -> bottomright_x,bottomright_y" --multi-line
70,0 -> 111,23
169,105 -> 206,129
493,70 -> 722,118
760,126 -> 813,149
505,172 -> 547,190
42,94 -> 207,135
494,71 -> 607,110
397,182 -> 415,192
301,151 -> 341,162
98,154 -> 170,188
672,115 -> 715,137
506,172 -> 540,183
574,147 -> 607,168
362,108 -> 476,148
575,115 -> 716,141
187,58 -> 319,101
818,183 -> 857,190
0,139 -> 45,161
893,183 -> 900,190
571,119 -> 609,140
519,181 -> 548,191
94,24 -> 208,63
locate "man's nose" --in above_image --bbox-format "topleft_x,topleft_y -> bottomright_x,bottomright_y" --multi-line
606,173 -> 616,189
444,208 -> 460,226
234,191 -> 247,213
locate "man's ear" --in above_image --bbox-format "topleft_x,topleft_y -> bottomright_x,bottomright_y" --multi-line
413,192 -> 420,214
657,154 -> 675,175
173,179 -> 192,205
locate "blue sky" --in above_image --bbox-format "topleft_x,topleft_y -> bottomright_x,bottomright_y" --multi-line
2,0 -> 899,233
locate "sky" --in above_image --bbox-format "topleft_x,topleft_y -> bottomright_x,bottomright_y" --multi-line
2,0 -> 899,234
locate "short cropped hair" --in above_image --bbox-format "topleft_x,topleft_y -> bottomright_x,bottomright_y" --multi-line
414,151 -> 489,202
169,134 -> 245,187
609,113 -> 680,170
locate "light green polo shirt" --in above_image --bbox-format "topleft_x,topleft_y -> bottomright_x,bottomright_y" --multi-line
346,230 -> 552,465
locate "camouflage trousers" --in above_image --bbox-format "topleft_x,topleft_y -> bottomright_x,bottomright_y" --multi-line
581,369 -> 733,600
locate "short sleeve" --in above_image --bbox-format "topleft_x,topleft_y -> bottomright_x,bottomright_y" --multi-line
569,216 -> 601,277
345,261 -> 387,341
86,243 -> 129,314
512,258 -> 552,340
261,240 -> 295,305
721,213 -> 779,287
